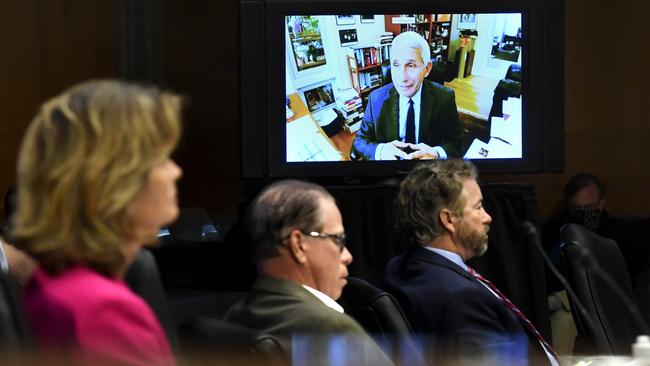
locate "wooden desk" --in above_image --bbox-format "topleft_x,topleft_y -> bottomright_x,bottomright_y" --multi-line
286,93 -> 355,161
286,92 -> 310,123
330,130 -> 356,160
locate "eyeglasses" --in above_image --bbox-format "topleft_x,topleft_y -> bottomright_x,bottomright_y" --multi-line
302,231 -> 346,253
568,201 -> 602,211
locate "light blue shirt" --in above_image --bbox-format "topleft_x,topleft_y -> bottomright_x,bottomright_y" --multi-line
424,246 -> 467,271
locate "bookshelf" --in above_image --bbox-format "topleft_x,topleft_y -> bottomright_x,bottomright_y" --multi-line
347,44 -> 391,98
384,14 -> 453,61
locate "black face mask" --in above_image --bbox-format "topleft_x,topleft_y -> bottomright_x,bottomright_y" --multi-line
568,206 -> 602,230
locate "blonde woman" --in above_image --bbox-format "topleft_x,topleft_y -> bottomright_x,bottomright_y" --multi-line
11,80 -> 182,365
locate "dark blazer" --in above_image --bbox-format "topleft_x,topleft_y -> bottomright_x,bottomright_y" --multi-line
384,245 -> 551,365
352,80 -> 464,160
224,276 -> 393,365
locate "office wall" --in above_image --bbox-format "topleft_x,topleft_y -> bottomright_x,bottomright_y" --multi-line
157,0 -> 244,223
1,0 -> 649,226
482,0 -> 650,218
0,0 -> 116,221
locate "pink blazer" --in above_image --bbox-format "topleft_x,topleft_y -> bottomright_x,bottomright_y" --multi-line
24,266 -> 175,366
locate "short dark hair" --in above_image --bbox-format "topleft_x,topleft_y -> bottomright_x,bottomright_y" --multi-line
247,180 -> 334,262
564,173 -> 606,202
396,160 -> 478,245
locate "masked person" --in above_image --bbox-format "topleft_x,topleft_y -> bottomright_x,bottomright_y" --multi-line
543,173 -> 650,292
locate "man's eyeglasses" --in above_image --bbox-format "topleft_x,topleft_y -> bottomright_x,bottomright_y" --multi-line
302,231 -> 346,253
568,201 -> 602,211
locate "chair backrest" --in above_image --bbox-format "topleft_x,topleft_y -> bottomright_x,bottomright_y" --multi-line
338,277 -> 413,337
178,316 -> 286,362
560,223 -> 649,355
337,276 -> 423,363
125,249 -> 179,352
0,272 -> 30,350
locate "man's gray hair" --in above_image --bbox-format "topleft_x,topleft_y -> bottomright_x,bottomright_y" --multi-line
391,31 -> 431,65
247,180 -> 334,262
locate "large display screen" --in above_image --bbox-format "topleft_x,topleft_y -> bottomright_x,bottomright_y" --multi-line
284,13 -> 524,163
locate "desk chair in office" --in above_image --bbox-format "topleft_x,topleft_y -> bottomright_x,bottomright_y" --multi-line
560,223 -> 649,355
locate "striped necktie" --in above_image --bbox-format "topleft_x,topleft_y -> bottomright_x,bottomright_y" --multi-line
467,267 -> 558,359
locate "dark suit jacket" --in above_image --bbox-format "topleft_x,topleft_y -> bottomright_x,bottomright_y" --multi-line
224,275 -> 393,365
384,245 -> 551,365
352,80 -> 464,160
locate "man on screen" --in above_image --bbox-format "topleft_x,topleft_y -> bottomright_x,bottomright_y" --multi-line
352,31 -> 464,160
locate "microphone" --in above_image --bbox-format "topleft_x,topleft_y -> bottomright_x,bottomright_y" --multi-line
521,221 -> 597,330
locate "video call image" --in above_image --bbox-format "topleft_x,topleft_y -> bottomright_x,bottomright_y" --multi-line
285,13 -> 523,162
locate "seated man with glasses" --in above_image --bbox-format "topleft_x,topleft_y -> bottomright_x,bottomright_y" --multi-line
224,180 -> 392,365
543,173 -> 650,293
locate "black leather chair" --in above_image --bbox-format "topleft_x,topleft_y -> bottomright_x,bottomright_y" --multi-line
560,223 -> 649,355
338,277 -> 412,335
125,249 -> 180,352
489,63 -> 522,120
337,277 -> 423,363
178,316 -> 286,363
0,272 -> 30,352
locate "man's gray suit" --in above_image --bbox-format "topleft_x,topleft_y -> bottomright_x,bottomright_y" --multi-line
224,275 -> 392,365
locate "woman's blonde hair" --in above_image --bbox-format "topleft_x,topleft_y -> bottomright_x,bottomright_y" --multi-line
11,80 -> 182,276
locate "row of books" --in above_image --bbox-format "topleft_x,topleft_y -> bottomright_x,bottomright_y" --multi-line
349,47 -> 382,68
349,46 -> 392,70
358,71 -> 382,92
335,87 -> 364,133
378,32 -> 393,61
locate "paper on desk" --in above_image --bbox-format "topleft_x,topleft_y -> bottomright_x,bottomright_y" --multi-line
464,139 -> 491,159
463,136 -> 520,159
489,113 -> 522,158
465,97 -> 523,159
286,115 -> 342,162
502,96 -> 522,120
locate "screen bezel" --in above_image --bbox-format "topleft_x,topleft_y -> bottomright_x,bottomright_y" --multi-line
247,0 -> 562,178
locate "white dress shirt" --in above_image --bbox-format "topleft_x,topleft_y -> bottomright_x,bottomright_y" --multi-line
302,284 -> 345,313
374,85 -> 448,159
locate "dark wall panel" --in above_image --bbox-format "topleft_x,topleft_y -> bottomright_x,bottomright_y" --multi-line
0,0 -> 116,221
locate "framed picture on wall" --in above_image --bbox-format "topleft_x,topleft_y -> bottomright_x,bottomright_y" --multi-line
335,15 -> 355,26
339,29 -> 358,46
458,13 -> 477,29
360,15 -> 375,23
